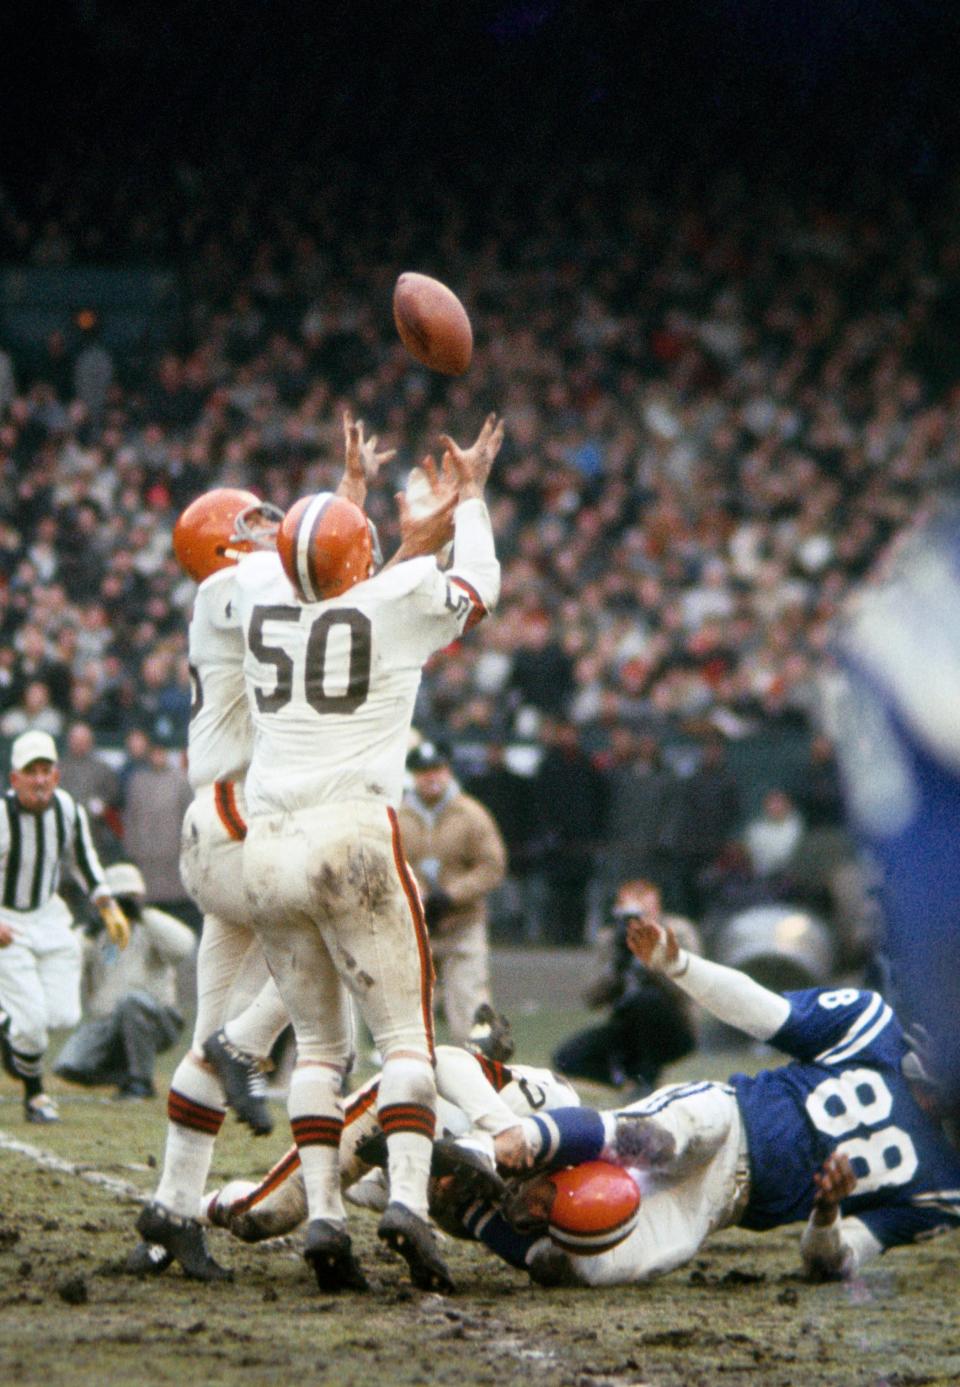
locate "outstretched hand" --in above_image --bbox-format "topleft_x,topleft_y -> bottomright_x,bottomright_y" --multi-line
625,916 -> 681,974
438,412 -> 505,499
392,454 -> 458,562
338,407 -> 396,506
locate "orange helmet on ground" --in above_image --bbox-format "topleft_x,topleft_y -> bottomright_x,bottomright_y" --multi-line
173,488 -> 279,582
547,1160 -> 641,1255
277,492 -> 375,602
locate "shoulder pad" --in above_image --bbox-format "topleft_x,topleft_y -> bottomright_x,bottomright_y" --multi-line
198,565 -> 238,598
234,550 -> 288,597
359,556 -> 438,602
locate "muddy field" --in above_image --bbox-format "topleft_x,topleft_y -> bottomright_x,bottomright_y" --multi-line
1,1014 -> 959,1387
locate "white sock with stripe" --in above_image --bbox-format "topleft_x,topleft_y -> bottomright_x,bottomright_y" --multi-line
377,1056 -> 436,1219
289,1065 -> 345,1225
154,1055 -> 225,1218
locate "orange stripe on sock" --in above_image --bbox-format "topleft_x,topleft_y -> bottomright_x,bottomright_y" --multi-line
378,1102 -> 436,1138
168,1088 -> 225,1135
291,1115 -> 344,1147
387,806 -> 435,1059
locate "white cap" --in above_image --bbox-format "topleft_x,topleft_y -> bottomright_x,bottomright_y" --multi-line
10,730 -> 59,772
105,862 -> 146,898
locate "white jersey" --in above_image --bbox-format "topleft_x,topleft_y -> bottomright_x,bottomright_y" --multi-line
186,565 -> 251,791
496,1063 -> 580,1118
236,498 -> 499,817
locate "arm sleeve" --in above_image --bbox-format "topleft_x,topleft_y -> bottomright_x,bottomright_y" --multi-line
141,907 -> 197,964
435,1046 -> 524,1135
666,951 -> 791,1042
447,497 -> 500,613
767,989 -> 888,1060
69,800 -> 110,902
523,1106 -> 608,1168
800,1212 -> 883,1280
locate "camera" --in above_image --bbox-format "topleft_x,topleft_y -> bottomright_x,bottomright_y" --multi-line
609,906 -> 650,979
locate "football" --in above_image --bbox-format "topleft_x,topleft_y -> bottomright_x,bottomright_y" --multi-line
547,1160 -> 641,1255
393,271 -> 473,375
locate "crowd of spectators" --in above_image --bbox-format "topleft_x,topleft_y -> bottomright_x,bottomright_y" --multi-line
1,153 -> 958,945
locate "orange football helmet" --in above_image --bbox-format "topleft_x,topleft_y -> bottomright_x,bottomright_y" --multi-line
277,492 -> 376,602
173,488 -> 280,582
547,1160 -> 641,1255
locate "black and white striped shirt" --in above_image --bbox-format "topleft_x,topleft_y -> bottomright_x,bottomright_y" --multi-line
0,788 -> 107,913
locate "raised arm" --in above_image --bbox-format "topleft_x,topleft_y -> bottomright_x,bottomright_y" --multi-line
439,412 -> 504,502
438,413 -> 504,611
626,911 -> 790,1042
336,407 -> 396,510
389,454 -> 458,566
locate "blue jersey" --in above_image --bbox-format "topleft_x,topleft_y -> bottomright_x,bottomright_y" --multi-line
732,988 -> 960,1248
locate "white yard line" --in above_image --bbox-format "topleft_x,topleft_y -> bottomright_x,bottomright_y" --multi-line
0,1127 -> 147,1203
0,1126 -> 303,1264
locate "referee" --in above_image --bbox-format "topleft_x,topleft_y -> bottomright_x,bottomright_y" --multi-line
0,730 -> 130,1123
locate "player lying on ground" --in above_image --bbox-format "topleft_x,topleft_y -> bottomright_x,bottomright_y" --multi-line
194,1044 -> 578,1243
444,909 -> 960,1287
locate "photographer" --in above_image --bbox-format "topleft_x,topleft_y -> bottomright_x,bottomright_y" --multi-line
54,862 -> 195,1100
552,879 -> 701,1097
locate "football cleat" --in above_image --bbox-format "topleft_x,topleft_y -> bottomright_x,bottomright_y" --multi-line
378,1201 -> 455,1294
24,1093 -> 59,1124
124,1241 -> 174,1276
202,1029 -> 273,1136
303,1219 -> 369,1293
136,1202 -> 233,1282
431,1137 -> 507,1204
465,1004 -> 515,1064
